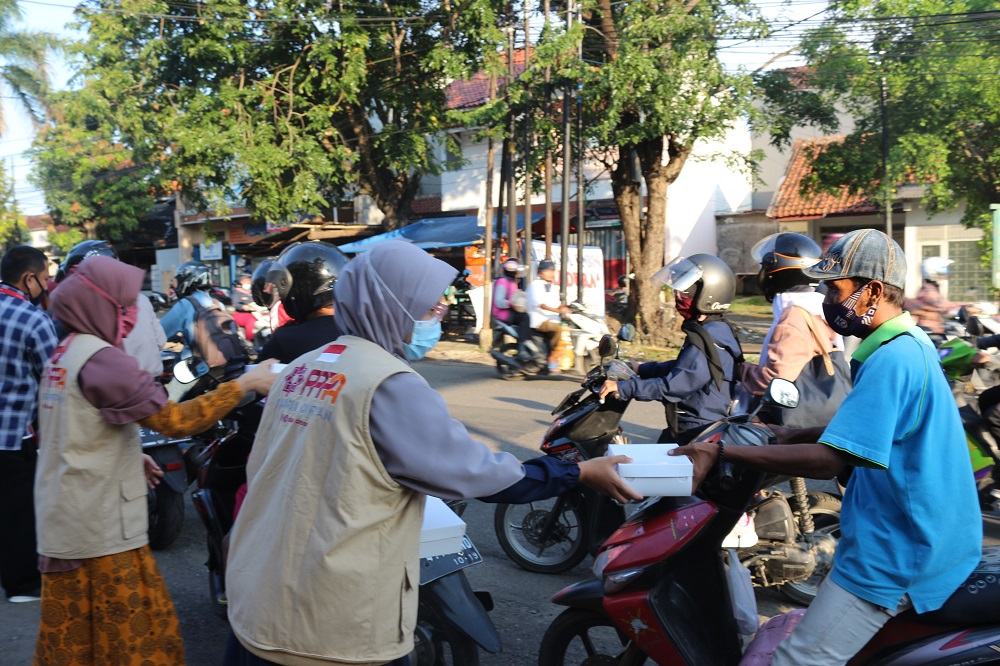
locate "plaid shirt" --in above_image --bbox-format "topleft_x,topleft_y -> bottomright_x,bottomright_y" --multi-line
0,286 -> 59,450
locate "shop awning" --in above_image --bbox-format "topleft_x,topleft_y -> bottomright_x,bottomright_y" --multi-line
338,213 -> 544,253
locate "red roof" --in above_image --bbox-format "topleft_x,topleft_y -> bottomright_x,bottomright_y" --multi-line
445,48 -> 531,111
412,195 -> 442,215
768,136 -> 878,221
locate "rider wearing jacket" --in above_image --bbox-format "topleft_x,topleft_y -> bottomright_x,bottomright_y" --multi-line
599,254 -> 743,444
160,260 -> 216,353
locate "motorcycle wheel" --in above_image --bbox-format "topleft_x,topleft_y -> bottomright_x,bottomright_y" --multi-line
147,484 -> 185,550
413,602 -> 480,666
494,342 -> 519,377
494,499 -> 589,574
778,491 -> 842,605
538,608 -> 648,666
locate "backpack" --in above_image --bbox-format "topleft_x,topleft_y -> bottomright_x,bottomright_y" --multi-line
186,295 -> 246,368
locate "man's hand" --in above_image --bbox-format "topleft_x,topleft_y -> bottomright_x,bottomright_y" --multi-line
599,380 -> 619,402
142,454 -> 164,489
578,456 -> 643,504
558,304 -> 572,316
669,440 -> 719,492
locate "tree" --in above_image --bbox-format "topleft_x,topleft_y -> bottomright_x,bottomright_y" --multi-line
0,160 -> 26,250
509,0 -> 765,343
33,0 -> 506,231
758,0 -> 1000,234
0,0 -> 59,133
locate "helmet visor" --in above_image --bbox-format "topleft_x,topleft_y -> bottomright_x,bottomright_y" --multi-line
750,234 -> 779,263
652,257 -> 702,293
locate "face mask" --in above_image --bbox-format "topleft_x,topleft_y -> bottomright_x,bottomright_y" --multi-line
675,293 -> 696,320
404,318 -> 442,361
28,274 -> 48,308
121,305 -> 140,339
823,282 -> 878,337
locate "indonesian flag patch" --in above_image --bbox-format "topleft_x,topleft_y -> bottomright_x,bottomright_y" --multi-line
317,344 -> 347,364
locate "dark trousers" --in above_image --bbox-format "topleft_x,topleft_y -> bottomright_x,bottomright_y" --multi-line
0,440 -> 40,598
224,631 -> 411,665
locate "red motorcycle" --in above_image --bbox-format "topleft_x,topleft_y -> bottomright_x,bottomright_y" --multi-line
538,378 -> 1000,665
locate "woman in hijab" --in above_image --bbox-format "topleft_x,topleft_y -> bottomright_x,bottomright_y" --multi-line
223,240 -> 639,666
33,256 -> 278,666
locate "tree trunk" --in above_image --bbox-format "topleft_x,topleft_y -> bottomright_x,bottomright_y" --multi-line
610,134 -> 692,345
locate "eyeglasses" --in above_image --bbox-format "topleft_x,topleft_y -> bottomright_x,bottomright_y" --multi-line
428,302 -> 449,322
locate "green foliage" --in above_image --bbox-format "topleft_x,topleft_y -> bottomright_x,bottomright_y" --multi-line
0,0 -> 60,134
47,228 -> 85,255
758,0 -> 1000,232
31,0 -> 506,230
0,160 -> 26,249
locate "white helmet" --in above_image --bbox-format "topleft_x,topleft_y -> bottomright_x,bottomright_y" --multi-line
921,257 -> 953,282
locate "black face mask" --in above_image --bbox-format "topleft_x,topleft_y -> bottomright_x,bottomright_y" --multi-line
823,281 -> 878,338
26,274 -> 48,308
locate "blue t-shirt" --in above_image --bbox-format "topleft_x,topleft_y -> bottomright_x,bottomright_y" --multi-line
821,313 -> 981,613
159,290 -> 213,354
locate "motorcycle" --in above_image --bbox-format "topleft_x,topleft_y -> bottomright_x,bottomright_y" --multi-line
538,379 -> 1000,665
563,301 -> 612,374
495,330 -> 840,604
187,360 -> 502,665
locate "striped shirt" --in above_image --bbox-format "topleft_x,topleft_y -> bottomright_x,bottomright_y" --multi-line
0,286 -> 59,450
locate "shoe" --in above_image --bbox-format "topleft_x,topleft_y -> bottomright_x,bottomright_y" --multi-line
546,362 -> 561,375
8,591 -> 41,603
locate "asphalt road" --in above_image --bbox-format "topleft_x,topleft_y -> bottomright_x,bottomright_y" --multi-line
3,352 -> 999,665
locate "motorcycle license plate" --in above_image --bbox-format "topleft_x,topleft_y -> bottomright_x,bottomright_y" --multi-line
140,427 -> 169,447
419,536 -> 482,585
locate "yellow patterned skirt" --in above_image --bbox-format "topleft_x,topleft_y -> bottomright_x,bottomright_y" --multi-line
33,545 -> 186,666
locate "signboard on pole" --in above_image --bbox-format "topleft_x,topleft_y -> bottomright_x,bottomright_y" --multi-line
530,240 -> 605,318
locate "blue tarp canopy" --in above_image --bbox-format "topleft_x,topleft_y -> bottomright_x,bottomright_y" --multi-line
338,213 -> 544,253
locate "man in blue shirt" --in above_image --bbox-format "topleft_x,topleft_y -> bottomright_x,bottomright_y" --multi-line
673,229 -> 981,665
0,246 -> 59,603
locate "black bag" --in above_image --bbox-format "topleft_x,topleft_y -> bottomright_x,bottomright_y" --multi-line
766,307 -> 853,429
186,295 -> 246,368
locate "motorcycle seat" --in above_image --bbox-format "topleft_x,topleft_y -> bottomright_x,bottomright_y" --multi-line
916,546 -> 1000,625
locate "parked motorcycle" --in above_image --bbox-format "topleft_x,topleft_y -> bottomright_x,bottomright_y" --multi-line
538,379 -> 1000,665
187,360 -> 502,665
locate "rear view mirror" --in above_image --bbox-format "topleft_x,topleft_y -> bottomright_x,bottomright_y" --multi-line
763,378 -> 799,409
618,323 -> 636,342
598,334 -> 618,358
174,357 -> 210,384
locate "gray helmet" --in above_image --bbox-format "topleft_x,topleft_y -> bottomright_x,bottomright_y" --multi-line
537,259 -> 556,272
174,261 -> 212,298
652,254 -> 735,314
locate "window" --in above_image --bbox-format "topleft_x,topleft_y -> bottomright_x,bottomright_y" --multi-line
947,240 -> 990,302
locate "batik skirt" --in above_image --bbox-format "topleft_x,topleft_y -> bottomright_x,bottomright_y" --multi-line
33,545 -> 185,666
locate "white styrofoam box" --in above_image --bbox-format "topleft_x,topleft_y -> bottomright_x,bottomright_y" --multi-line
606,444 -> 694,497
420,496 -> 467,558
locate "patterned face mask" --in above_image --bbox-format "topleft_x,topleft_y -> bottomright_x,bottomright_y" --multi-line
823,281 -> 878,338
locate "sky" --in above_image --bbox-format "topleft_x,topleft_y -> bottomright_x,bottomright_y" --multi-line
2,0 -> 824,216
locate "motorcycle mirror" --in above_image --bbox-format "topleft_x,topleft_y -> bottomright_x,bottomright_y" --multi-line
618,323 -> 636,342
598,334 -> 618,358
762,378 -> 799,410
174,357 -> 210,384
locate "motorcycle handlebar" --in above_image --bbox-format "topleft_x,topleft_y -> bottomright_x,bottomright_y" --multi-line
718,460 -> 736,490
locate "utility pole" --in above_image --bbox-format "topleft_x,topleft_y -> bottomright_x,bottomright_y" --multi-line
543,0 -> 553,261
523,0 -> 532,268
506,24 -> 519,261
878,52 -> 892,238
575,2 -> 585,303
481,73 -> 498,349
559,0 -> 574,303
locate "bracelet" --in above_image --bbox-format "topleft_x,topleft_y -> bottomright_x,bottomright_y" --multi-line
717,441 -> 725,466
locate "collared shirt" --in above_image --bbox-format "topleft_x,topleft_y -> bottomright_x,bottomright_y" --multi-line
526,278 -> 562,329
821,312 -> 981,613
0,285 -> 59,449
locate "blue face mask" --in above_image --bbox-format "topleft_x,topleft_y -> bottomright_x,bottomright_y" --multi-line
405,318 -> 442,361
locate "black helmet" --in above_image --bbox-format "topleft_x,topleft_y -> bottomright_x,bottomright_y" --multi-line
751,232 -> 822,302
56,240 -> 117,282
174,261 -> 212,298
537,259 -> 556,272
266,242 -> 350,321
653,253 -> 735,315
251,260 -> 278,308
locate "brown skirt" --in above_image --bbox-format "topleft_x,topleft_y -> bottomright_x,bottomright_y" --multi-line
33,545 -> 186,666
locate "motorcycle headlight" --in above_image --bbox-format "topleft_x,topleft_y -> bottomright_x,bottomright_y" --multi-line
603,567 -> 646,594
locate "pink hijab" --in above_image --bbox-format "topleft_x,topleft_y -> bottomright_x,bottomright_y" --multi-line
51,256 -> 144,347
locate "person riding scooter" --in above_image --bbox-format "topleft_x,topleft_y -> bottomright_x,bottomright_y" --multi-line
527,259 -> 571,373
492,259 -> 530,355
599,254 -> 744,444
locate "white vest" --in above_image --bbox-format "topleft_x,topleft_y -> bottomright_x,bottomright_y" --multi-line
35,334 -> 147,559
227,336 -> 425,666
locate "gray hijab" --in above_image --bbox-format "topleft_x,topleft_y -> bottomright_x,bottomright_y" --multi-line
334,240 -> 457,359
